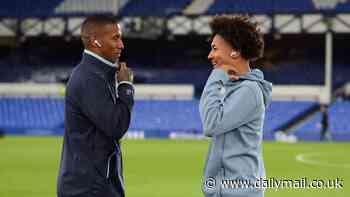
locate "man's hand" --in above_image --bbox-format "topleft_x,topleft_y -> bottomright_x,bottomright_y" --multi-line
117,62 -> 134,83
215,64 -> 239,80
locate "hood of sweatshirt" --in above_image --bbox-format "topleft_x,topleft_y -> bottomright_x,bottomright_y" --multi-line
234,69 -> 272,107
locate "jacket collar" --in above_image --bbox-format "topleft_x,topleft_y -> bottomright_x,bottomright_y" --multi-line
84,49 -> 117,68
81,50 -> 117,80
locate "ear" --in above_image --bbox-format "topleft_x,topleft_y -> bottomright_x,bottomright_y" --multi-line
94,40 -> 102,48
230,50 -> 240,58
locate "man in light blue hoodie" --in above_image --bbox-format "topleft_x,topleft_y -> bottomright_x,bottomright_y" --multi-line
199,15 -> 272,197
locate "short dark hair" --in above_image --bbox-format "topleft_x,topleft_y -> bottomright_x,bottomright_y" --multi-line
81,15 -> 118,48
81,15 -> 117,34
209,15 -> 264,61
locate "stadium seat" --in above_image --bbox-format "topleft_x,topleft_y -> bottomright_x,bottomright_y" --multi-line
119,0 -> 192,16
206,0 -> 350,14
0,97 -> 64,134
0,0 -> 64,17
292,100 -> 350,141
0,97 -> 322,139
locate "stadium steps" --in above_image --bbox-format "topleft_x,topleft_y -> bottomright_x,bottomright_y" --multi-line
291,100 -> 350,141
279,103 -> 321,133
183,0 -> 216,15
263,101 -> 318,139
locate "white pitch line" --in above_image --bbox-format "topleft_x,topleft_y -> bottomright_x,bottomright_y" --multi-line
295,152 -> 350,169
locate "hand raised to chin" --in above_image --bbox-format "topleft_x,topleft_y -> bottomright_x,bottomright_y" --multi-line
215,64 -> 239,81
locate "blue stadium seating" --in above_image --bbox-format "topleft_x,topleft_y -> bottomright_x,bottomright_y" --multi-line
0,97 -> 323,140
292,100 -> 350,141
262,64 -> 325,85
1,62 -> 350,88
0,0 -> 63,17
2,0 -> 350,18
207,0 -> 275,15
129,100 -> 318,139
0,62 -> 34,82
119,0 -> 192,16
264,101 -> 317,137
129,100 -> 202,137
0,97 -> 64,135
207,0 -> 350,14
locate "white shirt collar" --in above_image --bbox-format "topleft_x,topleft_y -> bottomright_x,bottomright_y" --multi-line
84,49 -> 117,68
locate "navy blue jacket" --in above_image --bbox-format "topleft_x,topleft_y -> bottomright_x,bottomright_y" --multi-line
57,53 -> 134,197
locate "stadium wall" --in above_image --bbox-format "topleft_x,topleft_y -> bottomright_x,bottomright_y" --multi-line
272,85 -> 330,103
0,83 -> 329,102
0,83 -> 194,100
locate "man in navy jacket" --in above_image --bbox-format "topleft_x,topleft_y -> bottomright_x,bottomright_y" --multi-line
57,15 -> 134,197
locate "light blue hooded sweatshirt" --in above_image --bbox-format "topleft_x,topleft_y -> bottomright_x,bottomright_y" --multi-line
199,68 -> 272,197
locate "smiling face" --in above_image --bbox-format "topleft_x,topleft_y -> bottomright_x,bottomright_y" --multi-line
208,34 -> 235,68
97,23 -> 124,63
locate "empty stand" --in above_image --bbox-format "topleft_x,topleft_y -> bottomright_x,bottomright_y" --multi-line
0,97 -> 326,140
292,100 -> 350,141
0,97 -> 64,134
207,0 -> 350,14
0,0 -> 63,17
119,0 -> 192,16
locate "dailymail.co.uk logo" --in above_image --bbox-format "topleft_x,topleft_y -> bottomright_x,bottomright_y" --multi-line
313,0 -> 347,9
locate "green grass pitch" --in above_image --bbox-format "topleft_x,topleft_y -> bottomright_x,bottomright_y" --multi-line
0,136 -> 349,197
